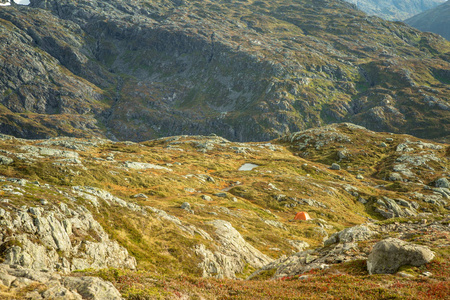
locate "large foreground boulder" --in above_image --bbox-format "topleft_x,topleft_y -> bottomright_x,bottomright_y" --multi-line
367,238 -> 434,274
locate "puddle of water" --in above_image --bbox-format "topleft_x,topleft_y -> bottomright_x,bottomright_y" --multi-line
238,163 -> 259,171
1,1 -> 30,6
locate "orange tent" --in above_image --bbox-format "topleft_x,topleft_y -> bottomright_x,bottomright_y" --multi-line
294,212 -> 311,220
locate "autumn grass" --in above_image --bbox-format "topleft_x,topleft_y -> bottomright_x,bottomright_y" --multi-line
82,259 -> 450,300
0,127 -> 448,296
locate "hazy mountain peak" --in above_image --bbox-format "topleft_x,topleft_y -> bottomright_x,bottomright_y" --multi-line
406,0 -> 450,41
344,0 -> 446,20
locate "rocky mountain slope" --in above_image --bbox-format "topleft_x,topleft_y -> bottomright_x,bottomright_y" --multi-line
0,123 -> 448,299
344,0 -> 446,20
406,1 -> 450,41
0,0 -> 449,142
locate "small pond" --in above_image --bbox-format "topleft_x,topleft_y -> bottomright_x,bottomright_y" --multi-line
1,1 -> 30,6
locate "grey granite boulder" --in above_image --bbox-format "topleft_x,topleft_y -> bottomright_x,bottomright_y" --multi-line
367,238 -> 434,274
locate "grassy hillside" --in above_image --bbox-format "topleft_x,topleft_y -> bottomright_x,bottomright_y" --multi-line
0,123 -> 448,298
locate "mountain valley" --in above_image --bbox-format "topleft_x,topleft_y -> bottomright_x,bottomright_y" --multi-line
0,1 -> 450,299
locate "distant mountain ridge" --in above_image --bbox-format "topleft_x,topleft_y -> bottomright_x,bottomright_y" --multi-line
344,0 -> 446,20
406,1 -> 450,41
0,0 -> 449,142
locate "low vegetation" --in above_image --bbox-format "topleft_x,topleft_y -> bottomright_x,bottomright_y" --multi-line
0,123 -> 447,298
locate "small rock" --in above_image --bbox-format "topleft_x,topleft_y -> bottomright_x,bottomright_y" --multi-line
274,194 -> 286,201
398,272 -> 414,278
268,183 -> 279,190
330,163 -> 341,170
214,192 -> 227,198
356,174 -> 364,180
380,142 -> 387,148
337,150 -> 348,160
422,271 -> 432,277
0,155 -> 14,165
181,202 -> 191,210
201,195 -> 213,201
435,178 -> 449,188
358,197 -> 368,204
386,138 -> 394,142
389,173 -> 403,182
133,193 -> 148,199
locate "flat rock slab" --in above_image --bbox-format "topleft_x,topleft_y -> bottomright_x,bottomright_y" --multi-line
238,163 -> 259,171
124,161 -> 172,171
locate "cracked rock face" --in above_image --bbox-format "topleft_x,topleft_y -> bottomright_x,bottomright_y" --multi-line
0,264 -> 123,300
195,220 -> 273,278
374,196 -> 418,219
0,203 -> 136,273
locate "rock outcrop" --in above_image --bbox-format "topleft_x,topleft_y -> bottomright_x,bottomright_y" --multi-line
324,225 -> 377,246
0,203 -> 136,273
195,220 -> 273,278
0,264 -> 123,300
374,196 -> 418,219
